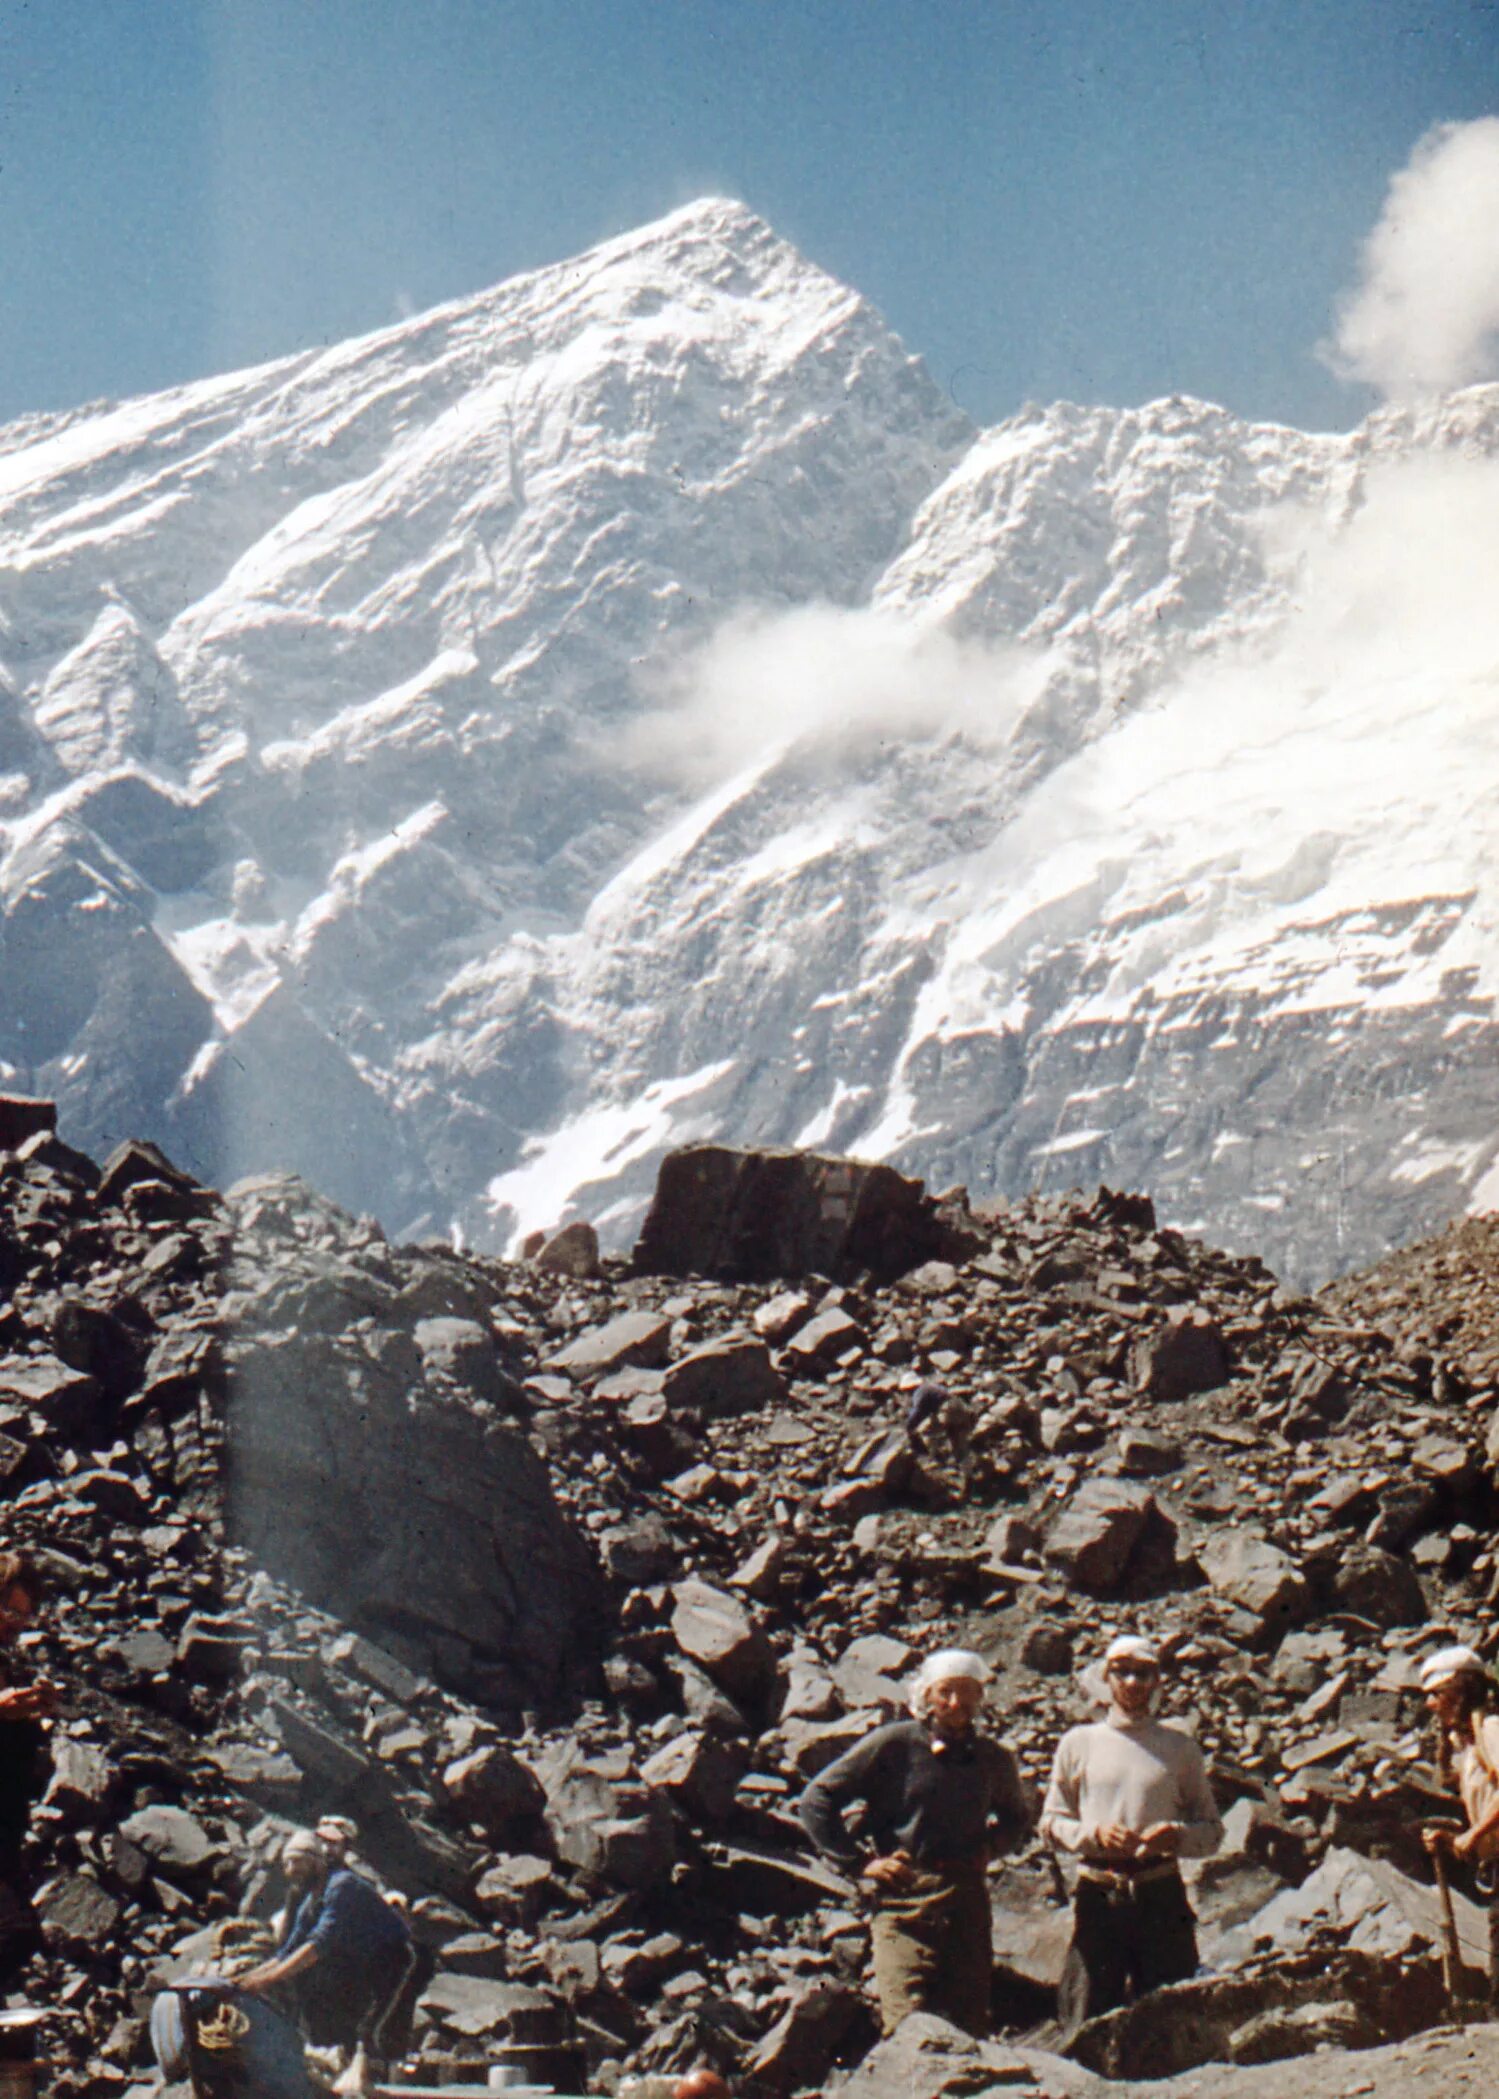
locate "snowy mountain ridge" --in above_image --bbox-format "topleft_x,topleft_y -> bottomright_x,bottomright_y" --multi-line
1,198 -> 1495,1281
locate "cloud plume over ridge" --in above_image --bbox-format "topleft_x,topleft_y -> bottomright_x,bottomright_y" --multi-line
1324,117 -> 1499,400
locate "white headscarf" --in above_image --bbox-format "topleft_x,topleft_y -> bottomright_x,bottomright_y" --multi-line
1082,1633 -> 1164,1709
1105,1634 -> 1161,1668
1419,1645 -> 1488,1692
907,1647 -> 991,1718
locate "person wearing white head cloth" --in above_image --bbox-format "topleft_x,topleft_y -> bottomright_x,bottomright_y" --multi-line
797,1647 -> 1033,2036
240,1829 -> 415,2094
1040,1634 -> 1221,2035
1420,1645 -> 1499,2003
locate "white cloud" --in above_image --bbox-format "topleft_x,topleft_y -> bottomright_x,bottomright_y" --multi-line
1324,117 -> 1499,399
1263,450 -> 1499,685
620,602 -> 1049,789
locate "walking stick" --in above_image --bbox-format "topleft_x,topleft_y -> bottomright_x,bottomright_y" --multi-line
1431,1846 -> 1465,2019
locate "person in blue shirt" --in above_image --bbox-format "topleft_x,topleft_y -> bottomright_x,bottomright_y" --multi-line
242,1830 -> 415,2081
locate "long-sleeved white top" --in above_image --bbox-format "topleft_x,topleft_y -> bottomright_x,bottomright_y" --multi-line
1455,1714 -> 1499,1859
1039,1711 -> 1223,1861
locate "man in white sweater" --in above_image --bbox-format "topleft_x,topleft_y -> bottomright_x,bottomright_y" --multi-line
1040,1633 -> 1221,2034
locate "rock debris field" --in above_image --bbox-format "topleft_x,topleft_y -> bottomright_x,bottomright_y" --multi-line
2,1107 -> 1499,2097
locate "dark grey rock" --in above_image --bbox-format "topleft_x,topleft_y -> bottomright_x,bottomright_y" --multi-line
39,1871 -> 123,1950
784,1306 -> 867,1370
670,1578 -> 776,1703
534,1221 -> 602,1277
0,1094 -> 57,1152
744,1980 -> 871,2097
633,1143 -> 982,1284
1045,1479 -> 1175,1593
600,1514 -> 680,1586
224,1249 -> 605,1699
441,1743 -> 546,1838
548,1309 -> 673,1380
1330,1544 -> 1427,1627
662,1332 -> 783,1415
44,1737 -> 115,1819
118,1805 -> 220,1877
639,1730 -> 746,1821
1132,1311 -> 1232,1401
1198,1530 -> 1312,1631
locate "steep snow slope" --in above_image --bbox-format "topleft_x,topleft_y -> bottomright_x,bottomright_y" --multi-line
0,202 -> 1494,1277
476,389 -> 1499,1282
0,200 -> 970,1222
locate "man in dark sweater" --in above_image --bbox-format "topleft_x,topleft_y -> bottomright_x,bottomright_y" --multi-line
797,1648 -> 1032,2036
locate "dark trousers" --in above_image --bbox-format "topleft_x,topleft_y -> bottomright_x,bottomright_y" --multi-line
294,1944 -> 414,2054
869,1866 -> 992,2038
1059,1871 -> 1198,2037
0,1869 -> 40,1992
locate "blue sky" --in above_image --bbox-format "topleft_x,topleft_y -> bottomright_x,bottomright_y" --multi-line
2,0 -> 1495,432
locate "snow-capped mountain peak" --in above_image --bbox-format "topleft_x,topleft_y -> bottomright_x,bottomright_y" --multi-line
1,203 -> 1494,1281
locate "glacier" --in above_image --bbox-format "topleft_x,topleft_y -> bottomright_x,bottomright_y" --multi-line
0,196 -> 1495,1283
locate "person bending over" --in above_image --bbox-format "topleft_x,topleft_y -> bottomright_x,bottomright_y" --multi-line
241,1831 -> 414,2094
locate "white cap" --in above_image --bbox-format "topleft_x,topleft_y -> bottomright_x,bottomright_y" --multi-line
282,1830 -> 328,1865
1420,1645 -> 1488,1692
1104,1634 -> 1161,1668
908,1648 -> 991,1713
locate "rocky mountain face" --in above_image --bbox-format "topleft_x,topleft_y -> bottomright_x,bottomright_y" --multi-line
1,199 -> 1496,1290
5,1103 -> 1499,2094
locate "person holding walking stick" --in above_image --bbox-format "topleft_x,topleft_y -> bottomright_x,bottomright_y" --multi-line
1421,1645 -> 1499,2006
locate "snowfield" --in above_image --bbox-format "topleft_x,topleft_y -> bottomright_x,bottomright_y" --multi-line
0,198 -> 1494,1281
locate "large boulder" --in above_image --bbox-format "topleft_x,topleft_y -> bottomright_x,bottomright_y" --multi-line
1198,1530 -> 1312,1633
639,1730 -> 746,1821
1330,1544 -> 1427,1627
0,1094 -> 56,1152
834,2014 -> 1078,2099
1132,1310 -> 1232,1400
548,1309 -> 672,1381
540,1744 -> 675,1892
1045,1479 -> 1177,1594
1245,1846 -> 1486,1971
662,1333 -> 783,1415
441,1744 -> 546,1841
670,1578 -> 776,1706
222,1188 -> 606,1704
632,1143 -> 982,1284
743,1982 -> 872,2097
1068,1947 -> 1448,2080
